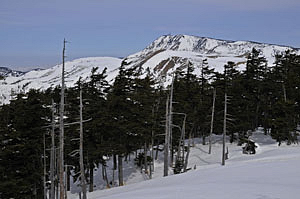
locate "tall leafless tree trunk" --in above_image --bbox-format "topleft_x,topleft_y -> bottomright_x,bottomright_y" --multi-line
144,142 -> 148,174
103,164 -> 110,188
50,100 -> 55,199
155,141 -> 159,160
176,113 -> 186,166
163,95 -> 169,177
282,84 -> 287,102
222,93 -> 227,166
112,154 -> 117,187
79,88 -> 87,199
89,165 -> 94,192
184,126 -> 193,172
43,132 -> 47,199
59,39 -> 66,199
150,132 -> 154,179
118,155 -> 124,186
209,88 -> 216,154
169,77 -> 174,167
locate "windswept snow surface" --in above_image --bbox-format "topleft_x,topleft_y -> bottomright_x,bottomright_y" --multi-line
69,130 -> 300,199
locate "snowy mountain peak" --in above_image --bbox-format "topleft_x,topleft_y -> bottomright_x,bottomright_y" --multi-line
143,34 -> 297,55
144,34 -> 226,53
125,34 -> 300,83
1,34 -> 300,105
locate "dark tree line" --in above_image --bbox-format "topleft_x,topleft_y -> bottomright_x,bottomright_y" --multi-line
1,49 -> 300,198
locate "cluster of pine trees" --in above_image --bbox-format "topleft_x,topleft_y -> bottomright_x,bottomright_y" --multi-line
0,49 -> 299,198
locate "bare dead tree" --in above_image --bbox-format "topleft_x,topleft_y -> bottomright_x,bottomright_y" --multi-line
222,64 -> 228,166
209,88 -> 216,154
43,131 -> 47,199
79,87 -> 87,199
175,113 -> 186,169
118,155 -> 124,186
169,77 -> 174,167
163,95 -> 169,177
50,100 -> 56,199
144,142 -> 148,175
184,126 -> 193,172
59,39 -> 67,199
222,92 -> 227,166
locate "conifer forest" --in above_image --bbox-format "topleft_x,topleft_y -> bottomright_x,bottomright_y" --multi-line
1,49 -> 300,198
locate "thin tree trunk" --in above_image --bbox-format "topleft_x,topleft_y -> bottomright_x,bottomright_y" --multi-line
118,155 -> 124,186
184,127 -> 193,172
43,133 -> 47,199
202,134 -> 206,145
144,142 -> 148,174
209,88 -> 216,154
282,83 -> 287,102
102,164 -> 105,180
103,164 -> 110,188
59,39 -> 66,199
169,76 -> 174,168
67,168 -> 71,191
164,95 -> 169,177
222,93 -> 227,166
112,154 -> 117,187
150,132 -> 154,179
112,169 -> 115,187
170,148 -> 174,168
155,141 -> 159,160
89,165 -> 94,192
50,100 -> 55,199
113,154 -> 117,170
56,147 -> 59,199
79,88 -> 87,199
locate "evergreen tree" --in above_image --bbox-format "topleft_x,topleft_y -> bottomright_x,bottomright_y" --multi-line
0,90 -> 49,198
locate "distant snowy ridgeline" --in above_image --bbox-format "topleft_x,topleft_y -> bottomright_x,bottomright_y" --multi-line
1,34 -> 300,105
0,57 -> 122,105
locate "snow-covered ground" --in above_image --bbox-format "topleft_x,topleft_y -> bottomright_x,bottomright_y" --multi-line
68,129 -> 300,199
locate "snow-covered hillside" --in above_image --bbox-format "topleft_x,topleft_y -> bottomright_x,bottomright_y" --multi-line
0,67 -> 24,77
1,34 -> 300,104
125,34 -> 300,83
0,57 -> 122,104
69,129 -> 300,199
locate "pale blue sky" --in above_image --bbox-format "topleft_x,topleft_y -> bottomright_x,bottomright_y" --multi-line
1,0 -> 300,71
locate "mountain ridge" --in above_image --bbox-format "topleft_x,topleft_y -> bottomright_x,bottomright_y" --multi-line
0,66 -> 25,78
1,34 -> 300,104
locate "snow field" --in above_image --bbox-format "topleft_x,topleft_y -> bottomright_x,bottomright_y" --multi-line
68,130 -> 300,199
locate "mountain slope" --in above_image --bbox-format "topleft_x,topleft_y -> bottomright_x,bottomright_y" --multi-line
1,34 -> 300,104
0,67 -> 24,77
124,34 -> 299,82
68,130 -> 300,199
0,57 -> 122,104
